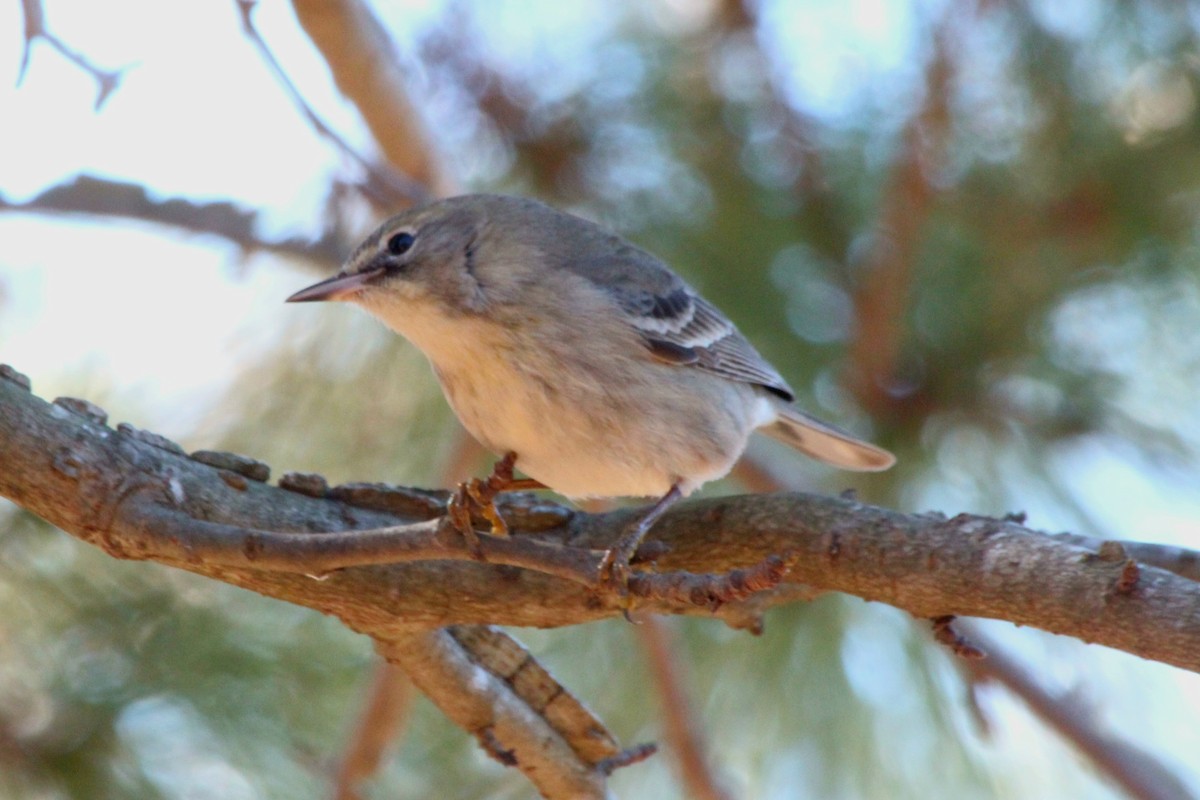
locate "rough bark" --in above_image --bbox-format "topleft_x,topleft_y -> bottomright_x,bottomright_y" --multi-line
3,371 -> 1199,669
5,369 -> 1200,797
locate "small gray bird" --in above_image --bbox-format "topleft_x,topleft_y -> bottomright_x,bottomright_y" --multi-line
288,194 -> 893,576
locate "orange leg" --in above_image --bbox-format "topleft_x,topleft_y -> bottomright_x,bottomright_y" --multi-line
447,452 -> 546,538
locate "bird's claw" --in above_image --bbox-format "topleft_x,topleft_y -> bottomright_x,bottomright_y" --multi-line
444,452 -> 525,556
599,543 -> 635,592
446,485 -> 487,558
465,479 -> 510,536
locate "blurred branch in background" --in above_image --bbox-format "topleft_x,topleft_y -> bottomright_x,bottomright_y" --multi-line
960,622 -> 1196,800
17,0 -> 123,109
636,615 -> 734,800
331,663 -> 411,800
237,0 -> 432,210
846,4 -> 957,418
0,174 -> 346,267
288,0 -> 456,199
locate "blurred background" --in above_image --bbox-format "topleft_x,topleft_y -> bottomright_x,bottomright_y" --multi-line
3,0 -> 1200,797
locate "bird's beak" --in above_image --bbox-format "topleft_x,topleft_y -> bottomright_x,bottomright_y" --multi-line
286,271 -> 375,303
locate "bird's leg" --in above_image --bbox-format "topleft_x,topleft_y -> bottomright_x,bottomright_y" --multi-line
602,483 -> 683,587
447,451 -> 546,539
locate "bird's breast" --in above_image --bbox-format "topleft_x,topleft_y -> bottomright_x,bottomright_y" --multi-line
366,297 -> 753,499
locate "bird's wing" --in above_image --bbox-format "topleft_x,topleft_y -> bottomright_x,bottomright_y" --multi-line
570,244 -> 796,401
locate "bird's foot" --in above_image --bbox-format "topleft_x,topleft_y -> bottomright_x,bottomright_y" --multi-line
445,452 -> 547,552
600,483 -> 684,592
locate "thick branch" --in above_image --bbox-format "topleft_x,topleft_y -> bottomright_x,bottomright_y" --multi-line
377,629 -> 609,799
2,373 -> 1200,673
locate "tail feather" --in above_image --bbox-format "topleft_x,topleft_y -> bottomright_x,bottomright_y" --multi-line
760,404 -> 895,472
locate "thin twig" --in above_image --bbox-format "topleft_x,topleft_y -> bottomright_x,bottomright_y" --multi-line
930,615 -> 985,659
234,0 -> 429,207
130,506 -> 606,587
289,0 -> 459,197
628,552 -> 797,609
18,0 -> 124,109
0,174 -> 346,267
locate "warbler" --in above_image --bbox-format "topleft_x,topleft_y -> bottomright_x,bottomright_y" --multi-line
288,194 -> 894,576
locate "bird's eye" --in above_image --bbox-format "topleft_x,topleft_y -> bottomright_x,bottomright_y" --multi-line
386,231 -> 415,256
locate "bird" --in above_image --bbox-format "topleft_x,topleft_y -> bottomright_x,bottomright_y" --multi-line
287,194 -> 894,582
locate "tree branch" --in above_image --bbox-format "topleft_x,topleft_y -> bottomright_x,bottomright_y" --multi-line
18,0 -> 124,109
845,7 -> 956,414
127,504 -> 603,586
0,174 -> 346,267
236,1 -> 430,208
376,628 -> 611,799
1050,532 -> 1200,584
635,616 -> 733,800
960,622 -> 1196,800
287,0 -> 457,198
3,369 -> 1200,672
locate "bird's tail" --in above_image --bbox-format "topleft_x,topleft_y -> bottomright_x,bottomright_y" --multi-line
760,403 -> 895,472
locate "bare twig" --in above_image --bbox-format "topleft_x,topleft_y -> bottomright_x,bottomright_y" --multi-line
0,174 -> 346,267
628,552 -> 797,609
18,0 -> 124,109
128,505 -> 605,587
930,615 -> 985,659
288,0 -> 458,198
961,622 -> 1195,800
597,742 -> 659,775
635,617 -> 734,800
235,1 -> 430,208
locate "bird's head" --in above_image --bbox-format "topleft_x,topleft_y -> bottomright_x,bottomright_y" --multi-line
287,196 -> 502,318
